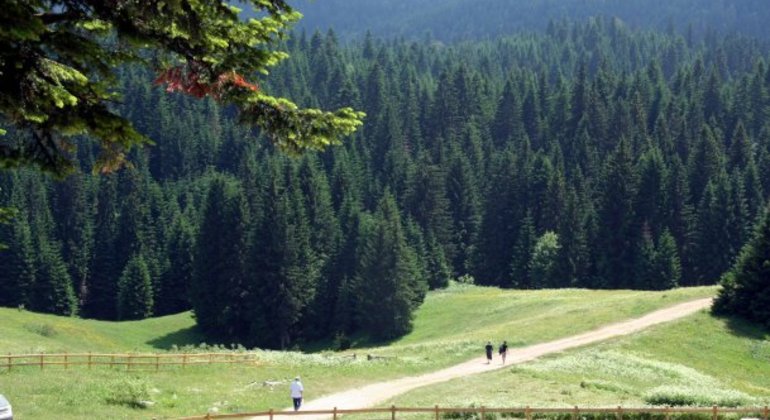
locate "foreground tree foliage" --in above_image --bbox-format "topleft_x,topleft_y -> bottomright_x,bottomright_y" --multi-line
0,0 -> 363,176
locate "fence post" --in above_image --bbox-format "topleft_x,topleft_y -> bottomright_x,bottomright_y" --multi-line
573,405 -> 579,420
110,354 -> 115,368
40,354 -> 44,370
88,352 -> 92,369
481,405 -> 486,419
64,352 -> 68,370
269,408 -> 273,420
183,353 -> 187,368
7,353 -> 11,373
712,405 -> 718,420
616,406 -> 623,420
391,404 -> 396,420
156,355 -> 160,372
333,407 -> 338,420
127,354 -> 132,371
764,406 -> 768,420
526,405 -> 531,420
435,404 -> 439,420
665,406 -> 670,420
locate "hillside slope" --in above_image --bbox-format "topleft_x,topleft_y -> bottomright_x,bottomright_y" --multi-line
294,298 -> 712,419
390,311 -> 770,409
0,286 -> 719,419
0,308 -> 201,354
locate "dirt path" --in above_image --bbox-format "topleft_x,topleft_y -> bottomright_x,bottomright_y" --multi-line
271,297 -> 712,419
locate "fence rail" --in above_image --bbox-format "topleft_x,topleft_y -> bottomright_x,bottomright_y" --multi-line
1,352 -> 259,372
177,405 -> 770,420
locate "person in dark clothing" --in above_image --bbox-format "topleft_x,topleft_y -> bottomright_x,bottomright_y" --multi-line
498,341 -> 508,364
485,341 -> 494,364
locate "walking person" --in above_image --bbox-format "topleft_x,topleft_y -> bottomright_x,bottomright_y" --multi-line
498,341 -> 508,364
290,376 -> 304,411
485,341 -> 494,364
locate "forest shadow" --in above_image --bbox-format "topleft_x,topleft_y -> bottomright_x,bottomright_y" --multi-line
722,315 -> 769,340
147,326 -> 208,350
301,332 -> 401,354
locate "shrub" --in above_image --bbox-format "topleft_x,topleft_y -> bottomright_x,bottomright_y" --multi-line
105,377 -> 151,409
24,323 -> 57,337
643,385 -> 755,407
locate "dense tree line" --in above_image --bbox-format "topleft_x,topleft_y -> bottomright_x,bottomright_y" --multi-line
3,18 -> 770,346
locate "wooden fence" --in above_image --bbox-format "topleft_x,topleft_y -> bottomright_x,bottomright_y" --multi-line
1,352 -> 258,372
177,405 -> 770,420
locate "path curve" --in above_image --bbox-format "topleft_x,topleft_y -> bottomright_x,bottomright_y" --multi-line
272,297 -> 712,419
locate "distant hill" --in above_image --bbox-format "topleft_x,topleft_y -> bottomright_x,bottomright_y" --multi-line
287,0 -> 770,41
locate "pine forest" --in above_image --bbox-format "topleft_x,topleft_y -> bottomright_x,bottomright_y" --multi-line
5,16 -> 770,347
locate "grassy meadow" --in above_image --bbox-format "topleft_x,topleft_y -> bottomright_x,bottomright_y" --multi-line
382,311 -> 770,414
0,284 -> 721,419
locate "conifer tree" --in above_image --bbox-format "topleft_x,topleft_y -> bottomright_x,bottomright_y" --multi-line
406,162 -> 455,267
692,175 -> 739,284
53,174 -> 95,307
633,228 -> 659,290
596,138 -> 639,288
0,215 -> 36,308
714,206 -> 770,327
250,160 -> 318,348
555,186 -> 591,287
447,151 -> 481,275
424,232 -> 452,290
155,216 -> 195,316
655,229 -> 682,290
84,174 -> 120,319
354,191 -> 424,340
33,240 -> 77,316
117,254 -> 154,320
191,175 -> 250,341
511,212 -> 536,288
473,150 -> 519,286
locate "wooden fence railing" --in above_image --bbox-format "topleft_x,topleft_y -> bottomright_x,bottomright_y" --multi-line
1,352 -> 259,372
177,405 -> 770,420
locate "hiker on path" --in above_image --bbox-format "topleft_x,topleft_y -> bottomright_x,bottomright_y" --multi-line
290,376 -> 304,411
485,341 -> 494,364
499,341 -> 508,364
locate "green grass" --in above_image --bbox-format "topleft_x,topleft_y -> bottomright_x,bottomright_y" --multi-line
0,285 -> 718,419
384,311 -> 770,412
0,308 -> 203,354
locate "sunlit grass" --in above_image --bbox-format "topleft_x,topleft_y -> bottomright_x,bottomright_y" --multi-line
0,285 -> 719,418
384,311 -> 770,411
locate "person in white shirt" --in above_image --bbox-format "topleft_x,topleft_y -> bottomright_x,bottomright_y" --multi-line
290,376 -> 304,411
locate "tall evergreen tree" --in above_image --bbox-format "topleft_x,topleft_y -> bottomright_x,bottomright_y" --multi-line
117,254 -> 154,320
32,240 -> 77,316
714,206 -> 770,327
596,138 -> 639,288
190,175 -> 250,341
510,212 -> 536,289
0,215 -> 36,308
354,191 -> 425,340
250,160 -> 319,349
155,215 -> 195,316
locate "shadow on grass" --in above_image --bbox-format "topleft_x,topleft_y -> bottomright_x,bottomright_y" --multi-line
300,331 -> 402,354
146,326 -> 207,350
720,315 -> 769,340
